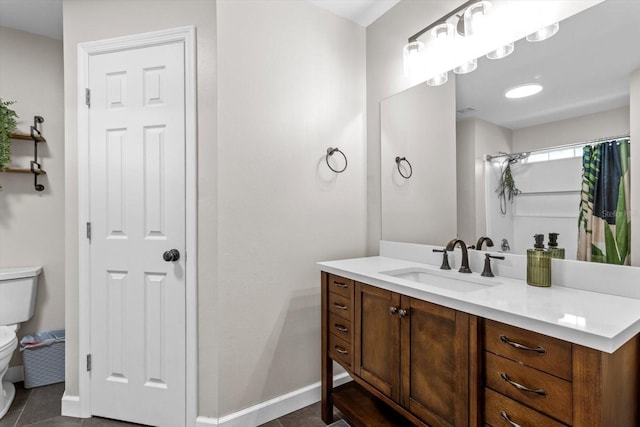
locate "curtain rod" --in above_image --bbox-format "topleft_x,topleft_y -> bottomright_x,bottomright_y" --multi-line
485,134 -> 630,162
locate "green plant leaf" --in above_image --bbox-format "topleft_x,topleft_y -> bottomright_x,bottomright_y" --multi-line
0,98 -> 19,171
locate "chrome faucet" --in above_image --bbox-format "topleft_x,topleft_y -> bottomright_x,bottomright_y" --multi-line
475,236 -> 494,251
445,239 -> 472,273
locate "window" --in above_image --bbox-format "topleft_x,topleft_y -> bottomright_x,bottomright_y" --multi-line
521,147 -> 582,164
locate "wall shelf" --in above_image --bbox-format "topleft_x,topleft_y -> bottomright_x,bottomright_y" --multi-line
8,131 -> 46,143
1,116 -> 47,191
2,167 -> 46,175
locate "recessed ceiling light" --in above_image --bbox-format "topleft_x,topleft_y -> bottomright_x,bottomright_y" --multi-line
505,83 -> 543,99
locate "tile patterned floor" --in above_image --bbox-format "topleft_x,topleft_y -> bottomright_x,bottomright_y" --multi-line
0,382 -> 139,426
257,402 -> 349,427
0,382 -> 349,427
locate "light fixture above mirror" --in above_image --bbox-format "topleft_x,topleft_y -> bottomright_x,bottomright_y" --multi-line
402,0 -> 564,87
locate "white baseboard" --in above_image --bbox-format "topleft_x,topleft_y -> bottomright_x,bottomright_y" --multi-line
61,392 -> 83,418
59,372 -> 351,426
6,365 -> 24,383
196,372 -> 352,427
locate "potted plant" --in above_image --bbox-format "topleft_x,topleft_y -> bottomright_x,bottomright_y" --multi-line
0,98 -> 18,171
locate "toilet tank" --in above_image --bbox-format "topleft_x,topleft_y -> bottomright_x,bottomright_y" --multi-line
0,266 -> 41,326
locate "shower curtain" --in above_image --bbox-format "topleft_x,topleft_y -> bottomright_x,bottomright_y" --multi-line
578,139 -> 630,264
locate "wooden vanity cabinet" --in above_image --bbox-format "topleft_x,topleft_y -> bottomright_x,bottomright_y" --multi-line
325,273 -> 355,370
353,283 -> 401,402
399,296 -> 471,427
354,282 -> 473,426
322,271 -> 640,427
322,273 -> 476,427
482,319 -> 640,427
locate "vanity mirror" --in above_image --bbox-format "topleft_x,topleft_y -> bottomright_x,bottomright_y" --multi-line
381,0 -> 639,262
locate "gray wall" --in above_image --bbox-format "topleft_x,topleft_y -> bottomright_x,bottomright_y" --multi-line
216,0 -> 366,416
0,26 -> 65,366
513,106 -> 630,153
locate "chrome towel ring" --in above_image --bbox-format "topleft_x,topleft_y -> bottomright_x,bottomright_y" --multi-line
326,147 -> 347,173
395,156 -> 412,179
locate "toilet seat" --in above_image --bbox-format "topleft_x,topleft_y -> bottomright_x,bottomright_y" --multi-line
0,326 -> 18,418
0,326 -> 17,354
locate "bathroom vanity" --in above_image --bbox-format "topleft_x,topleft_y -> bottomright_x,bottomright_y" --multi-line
319,253 -> 640,427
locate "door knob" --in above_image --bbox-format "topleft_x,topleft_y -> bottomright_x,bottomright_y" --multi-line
163,249 -> 180,262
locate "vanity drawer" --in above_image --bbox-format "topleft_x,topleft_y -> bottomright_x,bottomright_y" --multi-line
327,274 -> 354,299
484,388 -> 568,427
485,352 -> 572,425
329,332 -> 352,369
484,319 -> 572,381
329,292 -> 352,321
329,312 -> 352,343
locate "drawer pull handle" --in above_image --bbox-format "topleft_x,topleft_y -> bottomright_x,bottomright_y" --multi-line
334,324 -> 349,333
389,306 -> 398,315
398,308 -> 409,318
500,373 -> 547,397
333,281 -> 348,289
500,335 -> 547,355
334,345 -> 348,355
500,411 -> 522,427
333,303 -> 348,310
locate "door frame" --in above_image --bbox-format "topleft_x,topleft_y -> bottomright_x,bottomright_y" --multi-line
77,26 -> 198,425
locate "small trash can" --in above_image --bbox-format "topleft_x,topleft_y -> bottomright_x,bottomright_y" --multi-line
20,329 -> 65,389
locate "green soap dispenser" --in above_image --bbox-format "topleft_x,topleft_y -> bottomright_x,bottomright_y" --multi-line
548,232 -> 565,259
527,234 -> 551,287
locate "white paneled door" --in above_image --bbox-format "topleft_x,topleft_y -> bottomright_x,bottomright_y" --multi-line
88,41 -> 186,427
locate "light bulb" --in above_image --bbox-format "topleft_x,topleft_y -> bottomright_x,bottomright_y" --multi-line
526,22 -> 559,42
431,22 -> 455,43
486,43 -> 514,60
454,59 -> 478,74
426,72 -> 448,87
403,41 -> 426,82
463,1 -> 492,37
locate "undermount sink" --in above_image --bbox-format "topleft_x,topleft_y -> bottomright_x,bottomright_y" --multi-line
380,267 -> 502,293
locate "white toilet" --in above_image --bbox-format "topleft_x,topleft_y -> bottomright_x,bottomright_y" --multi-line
0,266 -> 41,418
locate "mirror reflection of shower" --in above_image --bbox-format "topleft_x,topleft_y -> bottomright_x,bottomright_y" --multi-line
485,146 -> 585,259
488,152 -> 529,215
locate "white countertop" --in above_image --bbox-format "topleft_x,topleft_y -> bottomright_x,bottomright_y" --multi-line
318,256 -> 640,353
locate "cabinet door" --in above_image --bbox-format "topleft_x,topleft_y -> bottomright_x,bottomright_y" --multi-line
354,282 -> 401,402
401,297 -> 469,427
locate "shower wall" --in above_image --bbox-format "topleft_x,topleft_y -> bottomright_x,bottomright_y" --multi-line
486,157 -> 582,257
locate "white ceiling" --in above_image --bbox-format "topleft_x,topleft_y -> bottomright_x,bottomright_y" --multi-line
0,0 -> 63,40
0,0 -> 396,41
307,0 -> 400,27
